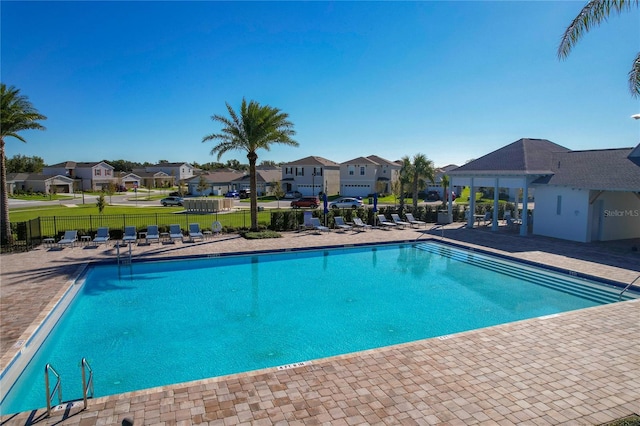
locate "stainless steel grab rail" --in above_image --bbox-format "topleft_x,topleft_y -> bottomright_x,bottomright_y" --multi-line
81,358 -> 94,409
619,275 -> 640,301
44,364 -> 62,416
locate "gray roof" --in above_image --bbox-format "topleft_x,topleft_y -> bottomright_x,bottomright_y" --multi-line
283,156 -> 340,167
449,138 -> 570,176
532,148 -> 640,191
366,155 -> 399,167
342,156 -> 378,166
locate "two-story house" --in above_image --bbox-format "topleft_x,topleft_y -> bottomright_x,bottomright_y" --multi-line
145,162 -> 195,183
43,161 -> 117,191
339,155 -> 401,197
281,156 -> 340,196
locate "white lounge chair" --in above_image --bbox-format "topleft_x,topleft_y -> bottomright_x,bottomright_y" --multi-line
146,225 -> 160,244
58,230 -> 78,248
123,226 -> 137,244
482,211 -> 492,226
334,216 -> 352,232
92,227 -> 110,246
353,217 -> 371,232
405,213 -> 426,228
169,224 -> 183,243
189,223 -> 204,241
377,215 -> 397,229
299,211 -> 314,231
310,217 -> 330,233
391,214 -> 410,229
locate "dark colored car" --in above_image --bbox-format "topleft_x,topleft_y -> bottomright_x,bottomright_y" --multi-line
239,189 -> 251,199
425,191 -> 441,201
291,196 -> 320,208
225,190 -> 239,198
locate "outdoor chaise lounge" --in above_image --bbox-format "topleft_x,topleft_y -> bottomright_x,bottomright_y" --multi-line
391,214 -> 411,229
169,224 -> 183,243
310,217 -> 330,233
123,226 -> 137,244
58,230 -> 78,248
92,227 -> 110,246
146,225 -> 160,244
377,215 -> 397,229
189,223 -> 204,241
353,217 -> 372,232
405,213 -> 426,228
334,216 -> 352,232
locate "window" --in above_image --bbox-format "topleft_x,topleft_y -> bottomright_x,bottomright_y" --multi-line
94,169 -> 101,176
313,167 -> 322,176
285,167 -> 292,175
348,166 -> 355,176
296,167 -> 304,176
360,167 -> 365,176
105,169 -> 112,176
556,195 -> 562,215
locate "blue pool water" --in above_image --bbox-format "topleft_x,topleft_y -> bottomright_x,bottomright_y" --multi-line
1,242 -> 632,415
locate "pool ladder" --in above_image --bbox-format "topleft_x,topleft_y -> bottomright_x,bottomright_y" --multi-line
44,358 -> 94,417
116,242 -> 133,265
619,275 -> 640,301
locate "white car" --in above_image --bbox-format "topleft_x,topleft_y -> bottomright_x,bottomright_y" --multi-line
328,197 -> 363,209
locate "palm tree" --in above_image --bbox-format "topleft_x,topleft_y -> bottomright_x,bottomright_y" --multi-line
558,0 -> 639,97
398,156 -> 413,214
410,154 -> 435,211
441,174 -> 450,205
1,84 -> 47,245
202,98 -> 298,231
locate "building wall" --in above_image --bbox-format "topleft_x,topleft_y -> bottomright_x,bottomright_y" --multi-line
282,166 -> 339,196
533,186 -> 590,242
595,191 -> 640,241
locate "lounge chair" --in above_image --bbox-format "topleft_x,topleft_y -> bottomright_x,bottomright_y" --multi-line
92,227 -> 110,246
405,213 -> 426,228
377,215 -> 397,229
189,223 -> 204,241
310,217 -> 330,233
123,226 -> 137,244
482,211 -> 492,226
146,225 -> 160,244
391,214 -> 410,229
169,224 -> 183,243
353,217 -> 372,232
298,211 -> 314,231
58,230 -> 78,248
334,216 -> 352,232
211,221 -> 222,236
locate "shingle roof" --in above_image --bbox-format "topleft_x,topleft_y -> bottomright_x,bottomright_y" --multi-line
342,156 -> 379,165
366,155 -> 399,167
187,170 -> 245,183
283,156 -> 340,167
449,138 -> 570,175
532,148 -> 640,191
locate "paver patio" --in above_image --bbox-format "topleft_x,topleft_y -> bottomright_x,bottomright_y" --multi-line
1,224 -> 639,425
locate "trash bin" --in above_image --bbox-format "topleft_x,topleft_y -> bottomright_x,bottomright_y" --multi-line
368,197 -> 373,204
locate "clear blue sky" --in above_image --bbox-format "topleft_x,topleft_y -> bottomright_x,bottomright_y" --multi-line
2,1 -> 639,168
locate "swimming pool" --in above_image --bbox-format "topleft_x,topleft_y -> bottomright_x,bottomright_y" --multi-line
1,241 -> 636,415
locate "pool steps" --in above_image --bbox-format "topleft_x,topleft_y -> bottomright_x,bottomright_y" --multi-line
415,243 -> 638,305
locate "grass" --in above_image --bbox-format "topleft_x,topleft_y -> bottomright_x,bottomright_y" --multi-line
9,205 -> 182,222
10,193 -> 75,201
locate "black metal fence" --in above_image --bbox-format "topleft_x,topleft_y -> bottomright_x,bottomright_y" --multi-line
2,203 -> 504,253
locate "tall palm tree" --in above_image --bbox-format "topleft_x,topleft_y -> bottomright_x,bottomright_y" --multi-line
558,0 -> 639,97
1,84 -> 47,245
398,155 -> 413,214
202,98 -> 298,231
410,153 -> 435,211
441,174 -> 450,205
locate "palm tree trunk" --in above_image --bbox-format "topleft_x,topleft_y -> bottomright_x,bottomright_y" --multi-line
0,138 -> 12,245
247,151 -> 258,231
412,179 -> 419,211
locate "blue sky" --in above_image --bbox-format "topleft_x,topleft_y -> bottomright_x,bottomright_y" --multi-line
2,1 -> 639,168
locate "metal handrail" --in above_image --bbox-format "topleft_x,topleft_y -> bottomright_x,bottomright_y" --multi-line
44,364 -> 62,417
81,358 -> 94,409
619,275 -> 640,301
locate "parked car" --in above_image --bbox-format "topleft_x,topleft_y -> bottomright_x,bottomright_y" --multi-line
239,189 -> 251,199
225,190 -> 239,198
291,196 -> 320,208
169,191 -> 181,196
161,196 -> 183,206
446,191 -> 457,201
283,191 -> 302,199
425,191 -> 441,201
329,197 -> 363,209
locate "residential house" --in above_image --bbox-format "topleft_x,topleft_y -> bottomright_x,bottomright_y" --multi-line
281,156 -> 340,196
232,169 -> 283,196
426,164 -> 460,198
6,173 -> 74,194
186,170 -> 245,196
130,169 -> 173,189
145,162 -> 195,183
339,155 -> 401,197
43,161 -> 117,191
447,138 -> 640,242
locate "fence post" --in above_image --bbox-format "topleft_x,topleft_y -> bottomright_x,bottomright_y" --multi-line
90,215 -> 93,232
53,216 -> 57,237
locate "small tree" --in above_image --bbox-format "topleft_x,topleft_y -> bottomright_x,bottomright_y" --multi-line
96,192 -> 107,214
196,175 -> 208,196
106,182 -> 117,204
48,183 -> 58,200
272,180 -> 285,208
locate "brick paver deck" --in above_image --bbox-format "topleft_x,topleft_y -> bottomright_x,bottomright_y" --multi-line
1,225 -> 639,425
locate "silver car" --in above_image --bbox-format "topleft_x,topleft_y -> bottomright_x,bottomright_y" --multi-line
329,197 -> 363,209
161,196 -> 183,206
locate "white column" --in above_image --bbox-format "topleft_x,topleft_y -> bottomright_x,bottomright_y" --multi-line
467,178 -> 475,228
492,178 -> 499,231
520,178 -> 529,236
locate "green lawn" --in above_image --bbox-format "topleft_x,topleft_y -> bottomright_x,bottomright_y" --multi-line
9,205 -> 182,222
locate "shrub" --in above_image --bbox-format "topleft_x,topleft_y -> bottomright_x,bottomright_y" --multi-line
241,230 -> 282,239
